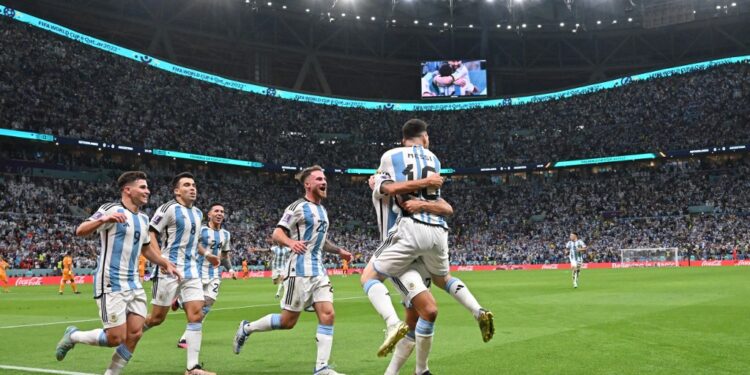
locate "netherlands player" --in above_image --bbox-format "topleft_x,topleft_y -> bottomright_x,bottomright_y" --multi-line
144,172 -> 220,375
58,252 -> 80,295
55,171 -> 179,375
0,256 -> 9,293
567,232 -> 587,288
233,165 -> 352,375
176,202 -> 233,349
361,119 -> 494,374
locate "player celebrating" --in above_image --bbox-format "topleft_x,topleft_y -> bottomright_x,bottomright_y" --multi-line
0,256 -> 9,293
361,119 -> 494,374
176,202 -> 233,349
55,171 -> 179,375
143,172 -> 220,375
58,252 -> 80,295
233,165 -> 352,375
567,232 -> 587,288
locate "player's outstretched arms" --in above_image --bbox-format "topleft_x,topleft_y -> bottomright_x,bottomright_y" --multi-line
75,212 -> 127,237
323,239 -> 352,261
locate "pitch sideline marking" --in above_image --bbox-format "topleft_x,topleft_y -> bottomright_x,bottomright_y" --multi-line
0,296 -> 366,329
0,365 -> 98,375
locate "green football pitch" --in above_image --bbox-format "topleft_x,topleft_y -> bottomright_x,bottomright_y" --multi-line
1,267 -> 748,374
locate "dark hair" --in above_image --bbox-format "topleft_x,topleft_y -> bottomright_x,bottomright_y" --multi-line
438,63 -> 453,77
171,172 -> 195,189
207,202 -> 224,211
402,119 -> 429,139
295,165 -> 324,185
571,232 -> 579,237
117,171 -> 148,190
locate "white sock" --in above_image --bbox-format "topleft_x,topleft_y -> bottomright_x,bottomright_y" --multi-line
71,328 -> 108,346
364,279 -> 400,327
415,319 -> 434,374
276,283 -> 284,296
185,323 -> 202,370
181,305 -> 211,342
444,278 -> 482,318
315,324 -> 334,372
104,344 -> 131,375
244,313 -> 281,334
385,331 -> 415,375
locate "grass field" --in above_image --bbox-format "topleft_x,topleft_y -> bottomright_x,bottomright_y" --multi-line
1,267 -> 749,374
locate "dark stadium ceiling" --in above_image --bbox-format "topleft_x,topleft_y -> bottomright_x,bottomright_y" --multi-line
4,0 -> 750,100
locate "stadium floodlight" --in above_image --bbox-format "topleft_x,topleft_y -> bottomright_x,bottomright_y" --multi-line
414,20 -> 419,24
731,2 -> 736,6
597,20 -> 602,25
428,22 -> 433,26
521,23 -> 527,28
392,19 -> 396,23
628,17 -> 633,22
469,24 -> 474,28
267,2 -> 272,6
559,22 -> 565,27
572,29 -> 577,33
620,248 -> 681,267
282,5 -> 286,9
371,16 -> 376,20
444,22 -> 449,26
305,8 -> 310,12
575,23 -> 580,27
341,13 -> 346,17
612,19 -> 618,24
507,25 -> 512,30
356,15 -> 360,20
496,24 -> 501,28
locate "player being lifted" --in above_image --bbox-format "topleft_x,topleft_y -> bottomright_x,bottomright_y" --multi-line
233,165 -> 352,375
58,252 -> 80,295
361,119 -> 494,373
248,235 -> 291,299
176,202 -> 234,349
144,172 -> 220,375
567,232 -> 587,288
56,171 -> 179,375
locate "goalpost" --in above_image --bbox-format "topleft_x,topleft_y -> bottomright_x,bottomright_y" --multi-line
619,247 -> 681,267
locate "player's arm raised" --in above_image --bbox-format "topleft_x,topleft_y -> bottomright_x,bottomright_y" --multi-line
323,239 -> 352,262
379,174 -> 443,196
401,198 -> 454,217
75,210 -> 126,237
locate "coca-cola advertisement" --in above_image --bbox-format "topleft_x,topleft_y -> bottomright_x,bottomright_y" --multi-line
11,275 -> 93,287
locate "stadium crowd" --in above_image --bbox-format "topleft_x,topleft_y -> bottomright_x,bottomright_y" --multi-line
1,16 -> 749,273
2,16 -> 750,170
1,147 -> 749,271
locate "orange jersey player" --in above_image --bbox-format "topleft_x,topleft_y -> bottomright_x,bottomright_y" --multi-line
341,259 -> 349,277
138,254 -> 147,282
0,257 -> 9,292
59,252 -> 80,295
241,259 -> 249,279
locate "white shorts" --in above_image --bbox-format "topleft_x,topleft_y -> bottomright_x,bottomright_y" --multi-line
570,256 -> 583,269
151,276 -> 204,306
97,289 -> 147,329
390,260 -> 431,308
271,268 -> 285,281
281,275 -> 333,312
202,278 -> 221,301
373,218 -> 449,277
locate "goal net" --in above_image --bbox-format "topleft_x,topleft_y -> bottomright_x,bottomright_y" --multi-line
619,247 -> 681,267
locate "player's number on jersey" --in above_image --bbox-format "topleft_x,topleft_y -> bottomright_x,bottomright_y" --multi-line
133,231 -> 141,242
402,163 -> 439,200
190,223 -> 196,235
317,221 -> 328,233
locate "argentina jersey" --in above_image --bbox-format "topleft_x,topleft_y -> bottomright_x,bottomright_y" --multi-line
372,173 -> 400,241
198,225 -> 231,281
271,245 -> 291,271
567,239 -> 586,261
150,200 -> 204,279
378,145 -> 448,229
276,198 -> 329,277
90,202 -> 151,298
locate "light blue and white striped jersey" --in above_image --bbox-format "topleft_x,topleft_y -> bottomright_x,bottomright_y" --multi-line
198,225 -> 231,281
89,202 -> 151,298
149,200 -> 204,279
271,245 -> 291,272
277,198 -> 329,277
378,145 -> 448,229
566,239 -> 586,261
372,173 -> 400,241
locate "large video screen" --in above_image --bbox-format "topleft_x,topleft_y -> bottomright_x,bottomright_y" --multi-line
421,60 -> 487,98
